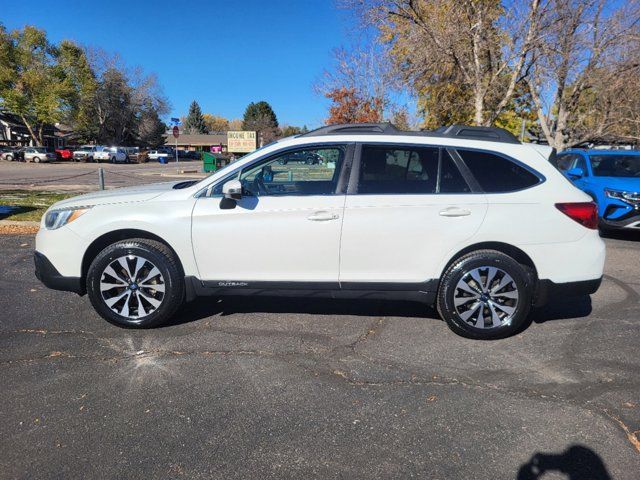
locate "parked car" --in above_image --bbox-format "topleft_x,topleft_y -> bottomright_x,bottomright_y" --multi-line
0,147 -> 23,161
123,147 -> 139,162
73,145 -> 106,162
95,147 -> 128,163
148,150 -> 169,161
554,149 -> 640,230
23,146 -> 56,163
278,151 -> 323,165
35,123 -> 604,339
55,147 -> 75,161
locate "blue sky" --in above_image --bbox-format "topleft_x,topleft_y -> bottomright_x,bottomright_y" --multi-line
3,0 -> 357,128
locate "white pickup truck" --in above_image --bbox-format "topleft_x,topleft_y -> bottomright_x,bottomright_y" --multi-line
95,147 -> 128,163
148,150 -> 170,161
73,145 -> 107,162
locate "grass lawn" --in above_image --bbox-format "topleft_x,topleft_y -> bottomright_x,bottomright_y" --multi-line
0,190 -> 77,222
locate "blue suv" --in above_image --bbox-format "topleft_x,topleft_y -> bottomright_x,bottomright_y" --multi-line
554,149 -> 640,230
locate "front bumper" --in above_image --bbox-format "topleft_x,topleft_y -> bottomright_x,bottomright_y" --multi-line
534,277 -> 602,307
599,212 -> 640,229
34,251 -> 84,295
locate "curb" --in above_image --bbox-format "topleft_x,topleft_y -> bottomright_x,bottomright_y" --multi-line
0,220 -> 40,227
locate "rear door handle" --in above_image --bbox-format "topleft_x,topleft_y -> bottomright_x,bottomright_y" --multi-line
439,207 -> 471,217
307,211 -> 339,221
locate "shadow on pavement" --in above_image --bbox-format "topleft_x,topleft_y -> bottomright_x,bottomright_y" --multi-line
517,444 -> 611,480
530,294 -> 592,323
166,295 -> 440,327
166,292 -> 594,329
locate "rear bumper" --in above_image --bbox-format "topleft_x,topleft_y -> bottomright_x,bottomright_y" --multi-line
34,251 -> 84,295
534,277 -> 602,307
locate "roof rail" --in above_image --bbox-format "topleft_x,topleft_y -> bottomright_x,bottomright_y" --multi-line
298,123 -> 399,137
429,125 -> 520,144
299,122 -> 520,144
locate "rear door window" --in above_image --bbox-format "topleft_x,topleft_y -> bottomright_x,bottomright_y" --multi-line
357,145 -> 470,194
457,149 -> 540,193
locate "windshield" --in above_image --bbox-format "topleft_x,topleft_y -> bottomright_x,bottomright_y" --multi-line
589,154 -> 640,177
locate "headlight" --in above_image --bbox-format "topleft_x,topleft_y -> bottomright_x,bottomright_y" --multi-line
44,206 -> 92,230
605,189 -> 639,204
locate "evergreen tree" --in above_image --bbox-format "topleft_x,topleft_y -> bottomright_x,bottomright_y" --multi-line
242,101 -> 279,142
184,100 -> 207,134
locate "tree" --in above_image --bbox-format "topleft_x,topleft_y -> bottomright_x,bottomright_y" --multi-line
57,41 -> 99,142
325,87 -> 383,124
348,0 -> 544,127
317,43 -> 397,121
0,25 -> 77,145
242,101 -> 279,143
527,0 -> 640,149
203,113 -> 229,132
184,100 -> 207,134
137,104 -> 166,147
389,108 -> 411,130
228,118 -> 243,131
83,49 -> 169,145
280,125 -> 309,137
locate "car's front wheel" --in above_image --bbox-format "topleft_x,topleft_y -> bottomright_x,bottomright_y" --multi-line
437,250 -> 533,339
87,239 -> 184,328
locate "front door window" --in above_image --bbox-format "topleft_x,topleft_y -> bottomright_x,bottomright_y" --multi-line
239,146 -> 345,196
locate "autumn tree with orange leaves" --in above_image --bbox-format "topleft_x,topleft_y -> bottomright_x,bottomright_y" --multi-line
325,87 -> 383,124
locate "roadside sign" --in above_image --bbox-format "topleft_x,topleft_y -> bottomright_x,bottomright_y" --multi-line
170,117 -> 181,125
227,131 -> 257,153
172,126 -> 180,139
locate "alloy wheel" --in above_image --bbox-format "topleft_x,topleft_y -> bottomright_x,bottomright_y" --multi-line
453,266 -> 519,329
99,255 -> 165,320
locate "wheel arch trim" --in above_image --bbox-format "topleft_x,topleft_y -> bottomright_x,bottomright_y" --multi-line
81,229 -> 185,284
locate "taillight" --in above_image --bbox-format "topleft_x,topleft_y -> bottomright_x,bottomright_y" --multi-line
555,202 -> 598,229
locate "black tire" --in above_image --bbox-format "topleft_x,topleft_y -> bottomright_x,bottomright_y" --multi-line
86,238 -> 184,328
436,250 -> 534,339
6,154 -> 13,161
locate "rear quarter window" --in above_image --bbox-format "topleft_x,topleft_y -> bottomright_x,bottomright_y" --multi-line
457,149 -> 541,193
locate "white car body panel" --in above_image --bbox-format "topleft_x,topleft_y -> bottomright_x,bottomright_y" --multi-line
192,195 -> 345,281
339,193 -> 487,283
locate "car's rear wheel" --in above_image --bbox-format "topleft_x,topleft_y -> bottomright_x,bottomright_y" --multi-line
437,250 -> 533,339
87,239 -> 184,328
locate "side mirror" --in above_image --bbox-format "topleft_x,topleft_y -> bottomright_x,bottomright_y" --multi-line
222,179 -> 242,200
566,167 -> 584,179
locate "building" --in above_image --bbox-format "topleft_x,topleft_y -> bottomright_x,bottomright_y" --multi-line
163,132 -> 228,153
0,110 -> 71,148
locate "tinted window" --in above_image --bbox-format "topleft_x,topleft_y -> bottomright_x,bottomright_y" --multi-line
239,146 -> 344,196
589,154 -> 640,177
574,155 -> 588,173
555,154 -> 575,171
440,150 -> 471,193
458,150 -> 540,192
358,145 -> 439,194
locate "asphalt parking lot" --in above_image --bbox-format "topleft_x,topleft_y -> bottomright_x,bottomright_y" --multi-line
1,233 -> 639,479
0,160 -> 206,192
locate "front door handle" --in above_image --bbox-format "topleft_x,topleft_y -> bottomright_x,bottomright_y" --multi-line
439,207 -> 471,217
307,211 -> 339,221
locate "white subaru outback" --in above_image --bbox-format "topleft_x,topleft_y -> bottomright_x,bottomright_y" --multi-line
35,124 -> 605,339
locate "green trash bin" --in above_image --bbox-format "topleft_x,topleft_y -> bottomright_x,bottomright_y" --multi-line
203,152 -> 216,173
